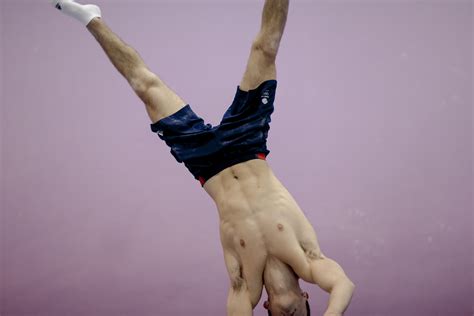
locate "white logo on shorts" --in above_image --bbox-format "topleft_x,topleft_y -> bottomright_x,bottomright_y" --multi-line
261,90 -> 270,104
158,130 -> 164,136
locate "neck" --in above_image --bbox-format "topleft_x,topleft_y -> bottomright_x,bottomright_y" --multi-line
264,257 -> 301,299
266,281 -> 300,298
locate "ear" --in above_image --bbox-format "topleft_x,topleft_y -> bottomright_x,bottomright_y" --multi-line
302,291 -> 309,300
264,300 -> 270,309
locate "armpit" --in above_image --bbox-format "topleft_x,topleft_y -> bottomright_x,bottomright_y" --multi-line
300,240 -> 324,260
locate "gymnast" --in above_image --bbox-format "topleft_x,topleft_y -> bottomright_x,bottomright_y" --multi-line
51,1 -> 355,315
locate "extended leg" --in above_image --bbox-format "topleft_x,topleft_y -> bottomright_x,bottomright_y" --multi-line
51,1 -> 186,123
86,18 -> 186,123
239,0 -> 289,91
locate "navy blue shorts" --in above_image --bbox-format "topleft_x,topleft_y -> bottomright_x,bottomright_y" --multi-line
150,80 -> 276,186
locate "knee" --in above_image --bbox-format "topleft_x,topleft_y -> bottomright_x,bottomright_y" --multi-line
252,33 -> 281,60
128,67 -> 161,98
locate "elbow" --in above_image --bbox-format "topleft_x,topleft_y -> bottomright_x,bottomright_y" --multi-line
334,277 -> 355,294
345,279 -> 356,298
345,278 -> 356,291
347,279 -> 355,289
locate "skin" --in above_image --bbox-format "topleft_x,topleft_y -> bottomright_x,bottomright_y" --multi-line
82,1 -> 355,315
263,255 -> 310,315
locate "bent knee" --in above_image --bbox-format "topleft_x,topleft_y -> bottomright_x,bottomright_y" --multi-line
128,68 -> 161,97
252,34 -> 281,60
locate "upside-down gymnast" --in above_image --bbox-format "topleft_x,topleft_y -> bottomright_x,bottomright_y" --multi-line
51,1 -> 355,315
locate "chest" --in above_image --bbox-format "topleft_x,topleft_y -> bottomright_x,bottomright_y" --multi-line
218,203 -> 302,255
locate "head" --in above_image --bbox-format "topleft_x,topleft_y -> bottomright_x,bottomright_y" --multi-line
263,258 -> 311,316
264,291 -> 310,316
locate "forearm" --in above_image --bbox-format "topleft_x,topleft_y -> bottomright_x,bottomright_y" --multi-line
323,279 -> 355,316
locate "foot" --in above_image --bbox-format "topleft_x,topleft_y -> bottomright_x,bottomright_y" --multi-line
50,0 -> 101,26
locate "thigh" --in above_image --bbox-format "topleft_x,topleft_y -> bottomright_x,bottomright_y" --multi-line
132,68 -> 187,123
239,42 -> 277,92
144,81 -> 187,124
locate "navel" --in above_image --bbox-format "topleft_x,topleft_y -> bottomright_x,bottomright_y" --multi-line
277,223 -> 284,231
239,239 -> 246,248
231,169 -> 239,180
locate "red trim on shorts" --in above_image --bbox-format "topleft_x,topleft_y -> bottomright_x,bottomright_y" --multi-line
198,176 -> 206,186
256,153 -> 267,160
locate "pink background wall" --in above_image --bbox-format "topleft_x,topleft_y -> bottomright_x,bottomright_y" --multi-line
1,0 -> 472,315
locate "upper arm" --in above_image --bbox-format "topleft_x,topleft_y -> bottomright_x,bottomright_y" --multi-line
223,250 -> 244,291
310,256 -> 350,293
227,286 -> 253,316
223,250 -> 253,316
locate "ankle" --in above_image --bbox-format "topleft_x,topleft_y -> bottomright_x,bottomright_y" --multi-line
86,16 -> 102,29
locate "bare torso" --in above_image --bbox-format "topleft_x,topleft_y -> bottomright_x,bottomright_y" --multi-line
203,159 -> 322,306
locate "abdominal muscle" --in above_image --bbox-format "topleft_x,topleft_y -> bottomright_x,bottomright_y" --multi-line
203,159 -> 315,280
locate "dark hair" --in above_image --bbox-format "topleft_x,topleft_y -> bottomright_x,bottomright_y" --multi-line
267,300 -> 310,316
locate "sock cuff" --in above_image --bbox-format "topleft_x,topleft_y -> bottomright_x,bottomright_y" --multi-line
82,10 -> 101,26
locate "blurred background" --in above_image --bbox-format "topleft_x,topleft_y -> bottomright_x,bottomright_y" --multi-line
1,0 -> 472,315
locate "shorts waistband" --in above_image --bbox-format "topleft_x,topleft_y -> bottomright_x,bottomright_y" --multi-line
198,152 -> 267,186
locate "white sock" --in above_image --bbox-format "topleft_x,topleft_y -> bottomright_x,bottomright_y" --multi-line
51,0 -> 101,26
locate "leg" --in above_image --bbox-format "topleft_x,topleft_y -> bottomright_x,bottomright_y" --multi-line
239,0 -> 289,91
86,18 -> 186,123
